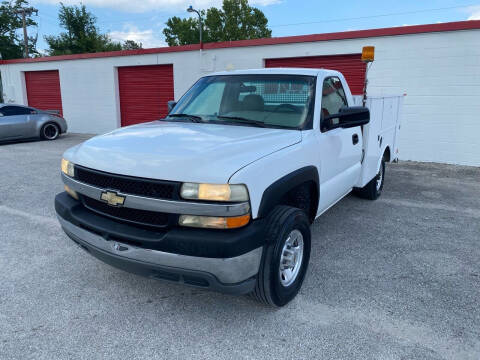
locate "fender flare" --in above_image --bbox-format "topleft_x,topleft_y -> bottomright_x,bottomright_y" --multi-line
257,166 -> 319,220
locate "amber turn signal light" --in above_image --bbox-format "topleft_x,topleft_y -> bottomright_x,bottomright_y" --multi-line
179,213 -> 251,229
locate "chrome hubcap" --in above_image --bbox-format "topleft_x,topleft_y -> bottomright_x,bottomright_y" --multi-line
279,229 -> 304,287
376,165 -> 383,191
44,124 -> 58,139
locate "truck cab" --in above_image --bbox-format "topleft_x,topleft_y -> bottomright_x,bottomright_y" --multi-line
55,68 -> 400,306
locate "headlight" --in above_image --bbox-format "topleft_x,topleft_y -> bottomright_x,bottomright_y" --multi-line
179,214 -> 250,229
61,158 -> 74,177
180,183 -> 249,202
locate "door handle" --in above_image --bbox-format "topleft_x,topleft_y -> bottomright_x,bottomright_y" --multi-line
352,134 -> 359,145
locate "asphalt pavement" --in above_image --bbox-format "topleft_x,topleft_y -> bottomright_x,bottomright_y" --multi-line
1,134 -> 479,360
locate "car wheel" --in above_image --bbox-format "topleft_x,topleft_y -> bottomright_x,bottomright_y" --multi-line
354,158 -> 385,200
41,123 -> 60,140
251,206 -> 311,307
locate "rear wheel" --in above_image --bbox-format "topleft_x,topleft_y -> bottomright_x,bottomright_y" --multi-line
41,123 -> 60,140
251,206 -> 311,307
354,158 -> 385,200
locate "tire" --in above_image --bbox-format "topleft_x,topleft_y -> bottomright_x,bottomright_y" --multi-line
41,122 -> 60,140
251,206 -> 311,307
354,158 -> 385,200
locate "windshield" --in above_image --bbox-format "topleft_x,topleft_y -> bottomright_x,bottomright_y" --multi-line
168,74 -> 316,129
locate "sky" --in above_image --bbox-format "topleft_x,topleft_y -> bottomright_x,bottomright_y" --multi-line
27,0 -> 480,53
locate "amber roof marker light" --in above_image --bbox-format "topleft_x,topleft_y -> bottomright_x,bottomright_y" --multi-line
361,46 -> 375,63
361,46 -> 375,106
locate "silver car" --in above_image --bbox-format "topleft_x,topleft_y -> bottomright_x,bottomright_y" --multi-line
0,104 -> 68,142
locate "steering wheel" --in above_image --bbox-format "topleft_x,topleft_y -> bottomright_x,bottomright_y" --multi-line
274,103 -> 302,113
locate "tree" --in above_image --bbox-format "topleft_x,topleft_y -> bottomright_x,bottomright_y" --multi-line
163,0 -> 272,46
45,3 -> 122,55
122,39 -> 142,50
163,16 -> 199,46
0,0 -> 37,59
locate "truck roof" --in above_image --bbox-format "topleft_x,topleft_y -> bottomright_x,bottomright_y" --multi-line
208,68 -> 339,77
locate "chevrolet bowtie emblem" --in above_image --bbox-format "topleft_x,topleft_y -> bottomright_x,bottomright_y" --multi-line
100,191 -> 126,206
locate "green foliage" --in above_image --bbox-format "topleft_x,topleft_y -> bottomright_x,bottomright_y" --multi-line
0,0 -> 37,59
219,0 -> 271,41
122,39 -> 142,50
163,0 -> 272,46
44,3 -> 122,55
163,16 -> 199,46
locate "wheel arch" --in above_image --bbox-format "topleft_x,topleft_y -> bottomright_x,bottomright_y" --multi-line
257,166 -> 319,222
35,116 -> 57,135
383,146 -> 391,162
375,145 -> 391,173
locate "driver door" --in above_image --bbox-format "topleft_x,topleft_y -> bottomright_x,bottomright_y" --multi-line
317,77 -> 363,212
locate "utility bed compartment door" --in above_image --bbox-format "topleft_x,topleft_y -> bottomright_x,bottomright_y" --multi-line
353,95 -> 403,188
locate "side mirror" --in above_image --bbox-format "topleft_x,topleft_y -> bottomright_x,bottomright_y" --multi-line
322,106 -> 369,131
167,100 -> 177,113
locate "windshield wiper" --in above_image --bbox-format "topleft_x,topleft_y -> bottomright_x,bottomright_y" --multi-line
167,114 -> 204,123
216,115 -> 267,128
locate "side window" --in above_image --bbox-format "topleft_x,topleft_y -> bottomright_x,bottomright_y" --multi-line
0,106 -> 15,116
321,77 -> 347,120
0,106 -> 32,116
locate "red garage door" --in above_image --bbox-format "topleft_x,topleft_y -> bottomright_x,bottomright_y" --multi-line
265,54 -> 366,95
25,70 -> 63,115
118,64 -> 174,127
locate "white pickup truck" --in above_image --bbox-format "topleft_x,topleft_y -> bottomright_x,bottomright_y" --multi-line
56,68 -> 401,306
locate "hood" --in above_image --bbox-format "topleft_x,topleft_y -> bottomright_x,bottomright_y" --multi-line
65,121 -> 302,183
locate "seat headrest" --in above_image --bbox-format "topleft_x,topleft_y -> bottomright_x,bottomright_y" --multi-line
242,94 -> 264,111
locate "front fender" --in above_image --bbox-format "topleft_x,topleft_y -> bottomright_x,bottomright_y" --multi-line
229,133 -> 320,219
257,166 -> 319,219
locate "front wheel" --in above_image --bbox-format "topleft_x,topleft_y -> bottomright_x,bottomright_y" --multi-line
354,158 -> 385,200
251,206 -> 311,307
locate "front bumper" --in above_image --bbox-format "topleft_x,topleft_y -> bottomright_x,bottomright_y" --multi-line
55,192 -> 265,294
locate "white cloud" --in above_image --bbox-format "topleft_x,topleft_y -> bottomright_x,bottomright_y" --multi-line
33,0 -> 279,13
109,24 -> 166,48
466,5 -> 480,20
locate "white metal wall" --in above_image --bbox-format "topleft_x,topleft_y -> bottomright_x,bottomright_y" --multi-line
1,29 -> 479,166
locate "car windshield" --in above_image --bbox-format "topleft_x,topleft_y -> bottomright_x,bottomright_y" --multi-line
168,74 -> 316,129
